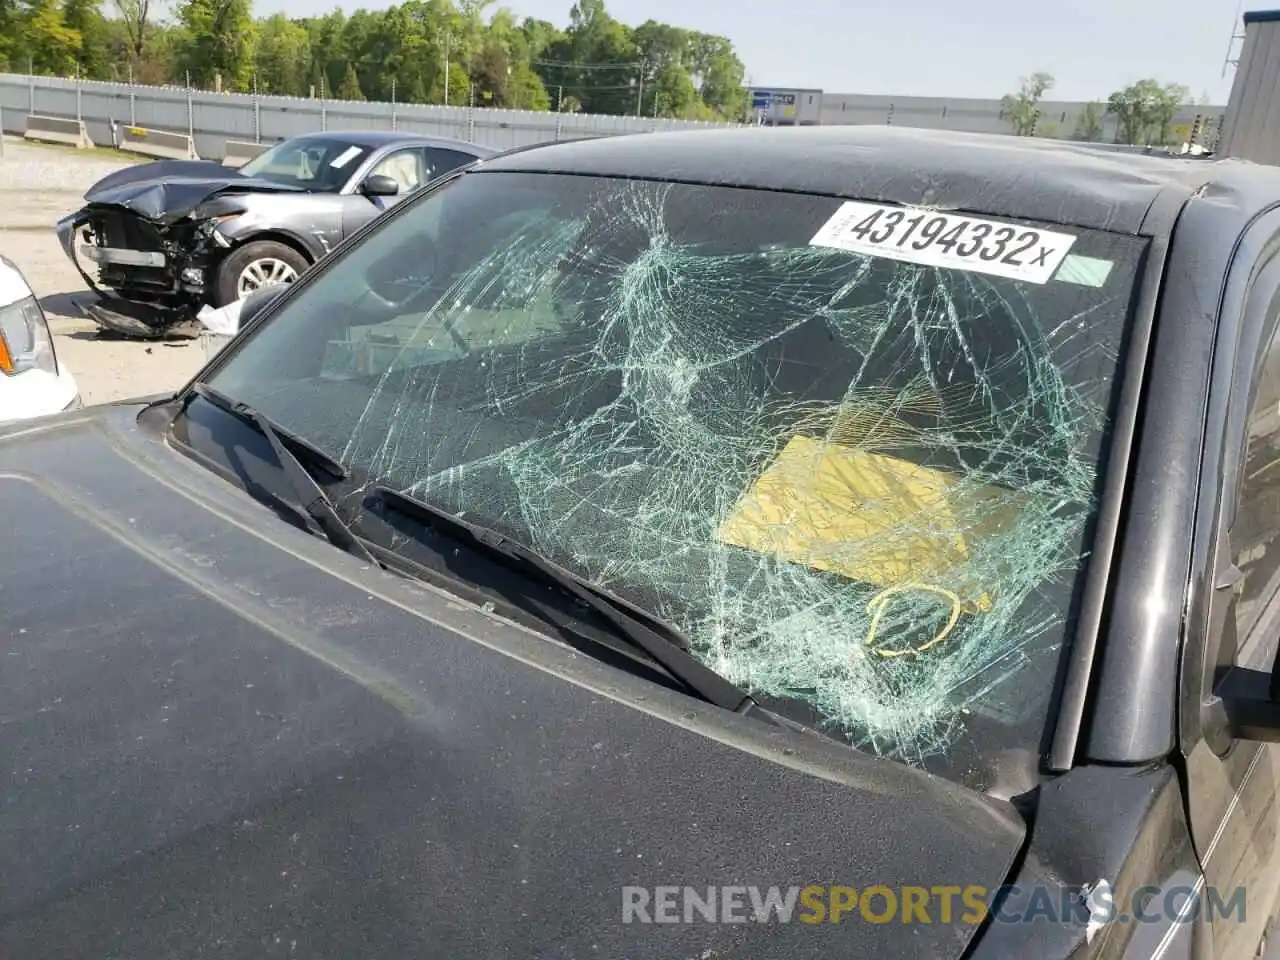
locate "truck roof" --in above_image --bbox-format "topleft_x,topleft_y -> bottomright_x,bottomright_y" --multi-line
480,125 -> 1280,237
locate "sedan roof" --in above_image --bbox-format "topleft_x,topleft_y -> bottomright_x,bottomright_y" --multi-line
298,129 -> 498,156
477,125 -> 1280,236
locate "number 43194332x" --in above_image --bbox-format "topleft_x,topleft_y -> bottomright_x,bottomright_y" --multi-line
809,201 -> 1078,284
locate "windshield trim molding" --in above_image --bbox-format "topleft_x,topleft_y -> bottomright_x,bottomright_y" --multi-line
1046,181 -> 1196,772
468,166 -> 1168,239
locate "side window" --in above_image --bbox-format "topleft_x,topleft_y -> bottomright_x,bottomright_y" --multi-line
368,149 -> 425,194
423,147 -> 479,182
1230,319 -> 1280,648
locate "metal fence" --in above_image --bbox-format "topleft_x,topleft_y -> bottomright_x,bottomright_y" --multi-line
818,94 -> 1226,148
0,72 -> 1230,159
0,72 -> 741,159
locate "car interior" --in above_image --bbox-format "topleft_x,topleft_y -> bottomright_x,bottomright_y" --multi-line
369,152 -> 425,194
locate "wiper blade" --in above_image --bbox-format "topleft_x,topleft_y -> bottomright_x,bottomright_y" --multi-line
369,484 -> 763,719
190,383 -> 379,566
190,382 -> 349,478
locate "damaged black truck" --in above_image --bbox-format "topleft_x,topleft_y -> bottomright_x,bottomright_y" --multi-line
54,131 -> 494,338
19,124 -> 1280,959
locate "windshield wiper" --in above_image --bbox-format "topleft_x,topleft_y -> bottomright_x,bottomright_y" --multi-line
189,383 -> 348,477
369,484 -> 764,720
189,383 -> 379,567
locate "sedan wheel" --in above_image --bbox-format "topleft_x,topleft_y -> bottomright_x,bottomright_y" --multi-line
236,257 -> 299,298
213,240 -> 311,309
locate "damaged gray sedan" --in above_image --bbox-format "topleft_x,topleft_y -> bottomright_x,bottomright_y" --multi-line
54,130 -> 494,337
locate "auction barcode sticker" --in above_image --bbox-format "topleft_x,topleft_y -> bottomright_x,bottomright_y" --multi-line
809,201 -> 1078,284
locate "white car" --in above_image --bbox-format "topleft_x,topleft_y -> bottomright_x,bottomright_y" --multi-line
0,256 -> 79,423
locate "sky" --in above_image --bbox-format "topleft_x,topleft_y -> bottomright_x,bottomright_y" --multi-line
252,0 -> 1253,103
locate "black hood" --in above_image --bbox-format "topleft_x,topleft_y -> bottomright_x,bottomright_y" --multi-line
0,404 -> 1027,960
80,158 -> 305,222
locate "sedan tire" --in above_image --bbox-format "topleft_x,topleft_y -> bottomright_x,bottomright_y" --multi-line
214,241 -> 310,307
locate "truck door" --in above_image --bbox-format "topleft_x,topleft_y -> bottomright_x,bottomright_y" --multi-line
1182,243 -> 1280,960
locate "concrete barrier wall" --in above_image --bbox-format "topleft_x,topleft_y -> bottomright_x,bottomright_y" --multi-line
119,124 -> 200,160
222,138 -> 271,167
22,113 -> 93,148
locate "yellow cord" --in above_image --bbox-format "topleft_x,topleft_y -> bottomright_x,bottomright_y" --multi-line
863,583 -> 963,658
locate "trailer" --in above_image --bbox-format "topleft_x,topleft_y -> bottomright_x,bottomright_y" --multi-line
746,87 -> 823,125
1219,9 -> 1280,163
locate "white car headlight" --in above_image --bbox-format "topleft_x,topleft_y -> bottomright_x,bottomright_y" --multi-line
0,295 -> 57,377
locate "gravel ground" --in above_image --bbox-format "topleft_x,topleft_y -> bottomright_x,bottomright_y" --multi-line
0,136 -> 208,405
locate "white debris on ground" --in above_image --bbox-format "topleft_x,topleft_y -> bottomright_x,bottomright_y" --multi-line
196,299 -> 244,335
196,299 -> 245,361
0,136 -> 207,405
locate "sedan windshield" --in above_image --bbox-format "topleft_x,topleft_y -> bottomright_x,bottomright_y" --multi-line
200,169 -> 1148,788
237,136 -> 372,190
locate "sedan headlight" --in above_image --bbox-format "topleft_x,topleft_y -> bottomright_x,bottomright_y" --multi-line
0,296 -> 58,377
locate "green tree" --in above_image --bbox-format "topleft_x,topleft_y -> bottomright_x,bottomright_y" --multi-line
336,59 -> 363,99
1147,82 -> 1189,144
0,0 -> 21,69
1106,79 -> 1189,145
632,19 -> 687,115
0,0 -> 746,114
474,7 -> 548,109
253,14 -> 310,95
438,61 -> 470,104
520,16 -> 560,58
106,19 -> 182,83
340,7 -> 392,99
545,0 -> 640,116
302,8 -> 347,96
1071,101 -> 1104,141
689,33 -> 744,119
109,0 -> 150,64
1106,84 -> 1145,144
468,34 -> 509,104
175,0 -> 255,90
648,61 -> 698,117
21,0 -> 82,75
1000,72 -> 1053,136
62,0 -> 109,77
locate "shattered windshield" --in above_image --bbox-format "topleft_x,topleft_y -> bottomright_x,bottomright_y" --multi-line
202,170 -> 1147,788
237,137 -> 372,190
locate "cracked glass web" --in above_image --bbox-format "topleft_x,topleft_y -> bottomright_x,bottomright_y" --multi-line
208,171 -> 1148,773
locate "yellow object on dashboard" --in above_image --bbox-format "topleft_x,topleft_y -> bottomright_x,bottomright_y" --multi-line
716,435 -> 1024,612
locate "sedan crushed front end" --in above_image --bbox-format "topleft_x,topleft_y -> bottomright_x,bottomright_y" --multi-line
54,161 -> 311,338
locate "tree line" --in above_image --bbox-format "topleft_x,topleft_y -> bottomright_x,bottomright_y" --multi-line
1000,72 -> 1215,146
0,0 -> 750,120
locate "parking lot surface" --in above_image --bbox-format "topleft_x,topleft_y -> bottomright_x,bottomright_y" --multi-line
0,136 -> 207,405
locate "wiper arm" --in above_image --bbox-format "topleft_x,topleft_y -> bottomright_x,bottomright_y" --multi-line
190,382 -> 349,478
189,383 -> 379,567
370,484 -> 764,719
